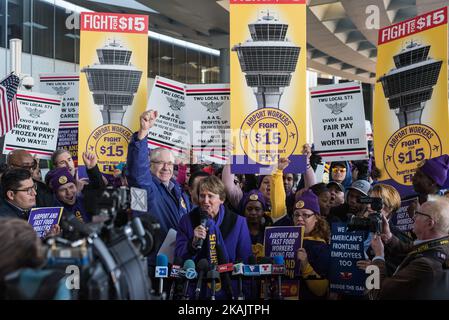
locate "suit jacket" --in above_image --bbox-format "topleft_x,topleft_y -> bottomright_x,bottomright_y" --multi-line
372,235 -> 449,300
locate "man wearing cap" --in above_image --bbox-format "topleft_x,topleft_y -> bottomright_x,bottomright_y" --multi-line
328,179 -> 371,223
6,149 -> 53,207
46,152 -> 105,223
327,181 -> 345,208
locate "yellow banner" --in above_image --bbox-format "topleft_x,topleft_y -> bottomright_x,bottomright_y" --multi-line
78,13 -> 148,174
230,1 -> 307,174
374,7 -> 448,187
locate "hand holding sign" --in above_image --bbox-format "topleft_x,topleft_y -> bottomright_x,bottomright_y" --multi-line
138,110 -> 158,140
371,234 -> 384,257
278,158 -> 291,171
297,248 -> 309,269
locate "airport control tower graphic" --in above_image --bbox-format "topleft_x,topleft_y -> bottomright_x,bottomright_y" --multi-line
82,39 -> 142,124
232,11 -> 300,109
377,41 -> 442,128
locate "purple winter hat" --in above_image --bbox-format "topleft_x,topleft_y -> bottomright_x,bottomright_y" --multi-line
240,189 -> 268,213
420,154 -> 449,187
294,189 -> 321,215
47,167 -> 76,191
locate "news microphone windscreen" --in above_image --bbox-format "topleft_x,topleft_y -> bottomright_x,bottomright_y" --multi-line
197,259 -> 209,272
173,256 -> 184,266
183,259 -> 196,270
156,254 -> 168,267
274,255 -> 284,264
248,255 -> 257,265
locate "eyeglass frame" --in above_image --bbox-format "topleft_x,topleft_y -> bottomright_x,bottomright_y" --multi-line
293,212 -> 316,220
12,183 -> 38,195
414,211 -> 433,221
10,158 -> 38,171
151,160 -> 175,167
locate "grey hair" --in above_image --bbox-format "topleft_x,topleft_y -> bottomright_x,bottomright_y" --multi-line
149,147 -> 175,162
425,195 -> 449,234
51,149 -> 71,166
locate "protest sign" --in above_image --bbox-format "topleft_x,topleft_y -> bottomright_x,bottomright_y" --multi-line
146,76 -> 189,156
185,83 -> 230,164
3,91 -> 61,159
28,207 -> 63,238
264,225 -> 303,298
390,197 -> 417,233
329,223 -> 367,296
78,12 -> 148,175
374,7 -> 448,196
310,82 -> 368,161
230,0 -> 307,174
39,73 -> 79,164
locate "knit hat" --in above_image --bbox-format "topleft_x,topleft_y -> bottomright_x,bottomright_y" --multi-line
47,167 -> 76,191
347,179 -> 371,196
420,154 -> 449,187
294,190 -> 320,215
241,189 -> 268,212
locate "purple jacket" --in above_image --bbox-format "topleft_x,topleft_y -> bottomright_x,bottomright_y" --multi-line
176,205 -> 252,264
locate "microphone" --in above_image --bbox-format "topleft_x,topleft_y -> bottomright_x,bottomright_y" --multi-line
246,255 -> 259,299
232,261 -> 244,300
194,211 -> 209,250
195,259 -> 209,300
272,255 -> 285,300
155,254 -> 169,299
169,257 -> 184,300
216,245 -> 234,300
182,259 -> 197,300
206,266 -> 220,300
258,257 -> 273,300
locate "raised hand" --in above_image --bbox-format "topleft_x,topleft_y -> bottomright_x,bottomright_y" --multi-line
82,151 -> 97,170
278,157 -> 291,171
138,110 -> 158,140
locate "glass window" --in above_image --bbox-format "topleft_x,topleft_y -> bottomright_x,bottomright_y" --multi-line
159,40 -> 173,79
32,0 -> 54,58
55,5 -> 75,63
149,37 -> 159,79
0,1 -> 6,48
186,48 -> 199,84
173,44 -> 186,83
8,0 -> 31,53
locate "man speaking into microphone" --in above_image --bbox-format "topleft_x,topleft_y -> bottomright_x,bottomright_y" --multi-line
175,176 -> 252,299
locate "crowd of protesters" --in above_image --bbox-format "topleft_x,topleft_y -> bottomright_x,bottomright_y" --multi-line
0,109 -> 449,300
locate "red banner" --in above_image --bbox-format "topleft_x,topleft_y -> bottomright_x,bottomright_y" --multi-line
81,12 -> 148,34
378,7 -> 448,45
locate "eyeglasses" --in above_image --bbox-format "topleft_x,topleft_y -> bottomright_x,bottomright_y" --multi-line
151,160 -> 174,167
12,183 -> 37,195
414,211 -> 433,221
332,168 -> 346,174
293,212 -> 315,220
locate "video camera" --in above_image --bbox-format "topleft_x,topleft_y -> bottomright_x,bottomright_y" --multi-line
45,186 -> 160,300
347,196 -> 383,234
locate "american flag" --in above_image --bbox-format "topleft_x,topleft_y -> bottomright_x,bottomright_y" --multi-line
0,73 -> 21,137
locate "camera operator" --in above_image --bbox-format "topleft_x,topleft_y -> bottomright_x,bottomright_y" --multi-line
46,152 -> 106,223
0,218 -> 70,300
368,196 -> 449,299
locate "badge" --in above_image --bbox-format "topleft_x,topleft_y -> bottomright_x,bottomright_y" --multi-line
249,194 -> 259,201
59,176 -> 68,184
295,200 -> 304,209
180,197 -> 186,209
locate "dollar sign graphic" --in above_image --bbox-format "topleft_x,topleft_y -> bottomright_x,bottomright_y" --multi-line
417,17 -> 425,30
398,152 -> 405,164
100,146 -> 106,155
255,133 -> 261,143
